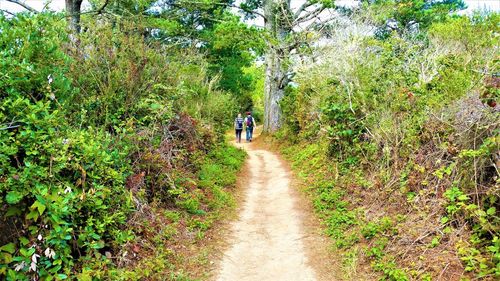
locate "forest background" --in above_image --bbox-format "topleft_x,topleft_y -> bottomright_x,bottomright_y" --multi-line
0,0 -> 498,280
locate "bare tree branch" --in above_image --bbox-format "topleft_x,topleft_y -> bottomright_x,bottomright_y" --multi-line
6,0 -> 38,13
0,124 -> 21,130
95,0 -> 110,15
293,1 -> 315,19
303,14 -> 337,32
294,6 -> 324,25
63,0 -> 111,19
229,3 -> 266,20
166,1 -> 267,21
0,120 -> 22,130
278,1 -> 294,29
1,8 -> 16,16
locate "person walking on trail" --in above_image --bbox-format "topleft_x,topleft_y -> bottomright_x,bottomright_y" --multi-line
234,113 -> 244,143
244,112 -> 256,142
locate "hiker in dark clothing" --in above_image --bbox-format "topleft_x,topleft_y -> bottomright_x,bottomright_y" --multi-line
234,113 -> 244,143
244,112 -> 256,142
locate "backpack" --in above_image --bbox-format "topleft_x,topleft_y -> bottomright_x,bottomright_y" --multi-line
246,116 -> 253,127
236,118 -> 243,129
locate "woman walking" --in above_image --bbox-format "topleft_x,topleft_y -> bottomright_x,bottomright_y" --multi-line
234,113 -> 244,143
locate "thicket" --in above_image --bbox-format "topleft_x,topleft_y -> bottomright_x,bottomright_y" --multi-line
277,10 -> 499,281
0,11 -> 246,280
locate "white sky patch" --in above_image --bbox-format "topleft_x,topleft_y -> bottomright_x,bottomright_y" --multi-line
460,0 -> 500,14
233,0 -> 499,27
1,1 -> 498,16
0,0 -> 91,13
0,0 -> 500,13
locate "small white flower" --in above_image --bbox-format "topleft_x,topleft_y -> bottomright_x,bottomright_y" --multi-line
47,74 -> 53,84
29,261 -> 36,272
14,261 -> 26,271
44,248 -> 56,259
64,187 -> 72,194
49,93 -> 56,100
37,234 -> 42,241
31,253 -> 40,263
62,138 -> 69,145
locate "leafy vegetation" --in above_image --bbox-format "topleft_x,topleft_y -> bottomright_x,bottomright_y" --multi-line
276,6 -> 499,281
1,0 -> 498,280
0,6 -> 247,280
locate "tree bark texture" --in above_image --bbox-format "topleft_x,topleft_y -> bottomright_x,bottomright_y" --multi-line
66,0 -> 84,33
263,0 -> 291,133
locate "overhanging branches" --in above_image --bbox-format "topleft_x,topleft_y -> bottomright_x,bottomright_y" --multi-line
5,0 -> 38,13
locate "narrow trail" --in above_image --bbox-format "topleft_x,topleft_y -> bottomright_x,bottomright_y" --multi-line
214,131 -> 336,281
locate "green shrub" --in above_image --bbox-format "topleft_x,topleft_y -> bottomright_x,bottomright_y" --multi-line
0,11 -> 246,280
276,8 -> 499,280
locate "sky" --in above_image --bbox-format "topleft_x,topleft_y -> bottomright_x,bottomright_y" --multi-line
0,0 -> 499,15
0,0 -> 90,13
460,0 -> 500,13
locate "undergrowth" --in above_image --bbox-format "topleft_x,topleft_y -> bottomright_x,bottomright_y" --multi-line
77,144 -> 245,281
0,13 -> 246,280
277,11 -> 499,281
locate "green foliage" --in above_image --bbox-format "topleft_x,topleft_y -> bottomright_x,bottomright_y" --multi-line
361,217 -> 395,239
373,259 -> 410,281
205,13 -> 265,104
197,145 -> 246,210
443,182 -> 500,277
243,65 -> 265,121
457,236 -> 500,278
364,0 -> 466,34
142,0 -> 265,112
429,13 -> 499,53
321,101 -> 369,164
0,9 -> 247,280
277,4 -> 498,280
0,13 -> 135,279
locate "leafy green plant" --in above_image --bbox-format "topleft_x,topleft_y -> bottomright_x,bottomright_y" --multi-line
274,5 -> 499,280
361,217 -> 395,240
0,9 -> 247,280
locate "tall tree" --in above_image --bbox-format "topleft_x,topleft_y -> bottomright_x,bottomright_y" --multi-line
4,0 -> 111,33
65,0 -> 84,32
241,0 -> 335,132
204,13 -> 264,109
362,0 -> 466,38
66,0 -> 113,32
242,0 -> 465,132
140,1 -> 264,110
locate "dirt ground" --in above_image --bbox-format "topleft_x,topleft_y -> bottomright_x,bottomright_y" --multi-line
211,130 -> 340,281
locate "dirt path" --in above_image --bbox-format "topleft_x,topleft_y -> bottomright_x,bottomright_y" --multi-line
214,132 -> 334,281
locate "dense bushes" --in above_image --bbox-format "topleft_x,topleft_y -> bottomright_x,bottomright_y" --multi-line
76,143 -> 245,281
0,14 -> 131,279
0,12 -> 245,280
277,11 -> 499,280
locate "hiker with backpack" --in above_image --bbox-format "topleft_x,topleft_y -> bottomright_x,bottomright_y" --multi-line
244,112 -> 256,142
234,113 -> 244,143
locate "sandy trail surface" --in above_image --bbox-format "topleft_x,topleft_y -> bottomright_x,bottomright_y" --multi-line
214,133 -> 324,281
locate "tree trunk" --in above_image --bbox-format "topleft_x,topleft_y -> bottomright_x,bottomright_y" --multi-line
263,0 -> 291,133
66,0 -> 84,33
264,48 -> 288,132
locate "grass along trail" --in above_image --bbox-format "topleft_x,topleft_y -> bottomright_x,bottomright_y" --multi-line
213,130 -> 335,281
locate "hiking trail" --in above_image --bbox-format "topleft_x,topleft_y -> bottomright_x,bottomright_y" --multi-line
213,130 -> 337,281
